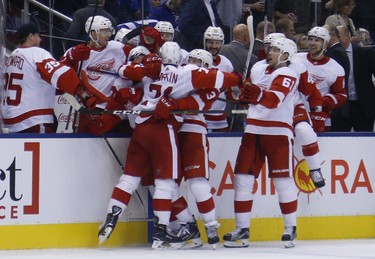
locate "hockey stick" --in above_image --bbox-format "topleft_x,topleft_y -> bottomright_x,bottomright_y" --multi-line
86,66 -> 118,76
122,25 -> 148,44
63,93 -> 248,115
101,136 -> 148,221
243,14 -> 255,81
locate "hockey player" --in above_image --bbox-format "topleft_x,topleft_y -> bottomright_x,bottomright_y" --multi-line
61,15 -> 129,133
293,26 -> 347,131
259,32 -> 326,188
97,42 -> 240,249
202,26 -> 235,132
2,23 -> 102,133
223,38 -> 300,249
154,21 -> 189,65
153,48 -> 222,248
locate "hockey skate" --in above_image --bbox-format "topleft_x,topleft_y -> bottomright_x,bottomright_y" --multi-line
223,227 -> 250,248
310,169 -> 325,188
98,205 -> 122,245
205,221 -> 220,249
152,217 -> 185,250
281,226 -> 297,248
176,216 -> 203,249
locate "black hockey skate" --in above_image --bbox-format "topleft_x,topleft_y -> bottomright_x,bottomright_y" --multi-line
175,216 -> 203,249
205,221 -> 220,248
223,227 -> 250,248
98,205 -> 122,245
152,217 -> 185,249
310,169 -> 325,188
281,226 -> 297,248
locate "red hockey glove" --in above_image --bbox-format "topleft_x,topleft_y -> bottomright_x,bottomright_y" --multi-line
74,84 -> 101,110
142,53 -> 162,80
86,114 -> 122,135
239,82 -> 263,104
63,44 -> 91,66
322,95 -> 336,113
154,96 -> 176,119
112,87 -> 144,105
140,26 -> 165,53
310,111 -> 329,133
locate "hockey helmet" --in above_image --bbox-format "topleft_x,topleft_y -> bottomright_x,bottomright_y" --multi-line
85,15 -> 114,36
189,49 -> 213,68
159,41 -> 181,66
308,26 -> 330,48
129,46 -> 150,61
203,26 -> 224,49
271,37 -> 297,62
114,28 -> 140,46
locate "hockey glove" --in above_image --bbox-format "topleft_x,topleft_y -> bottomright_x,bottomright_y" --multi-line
322,95 -> 336,113
310,111 -> 329,133
63,44 -> 91,66
142,53 -> 162,80
154,96 -> 176,119
86,114 -> 122,135
240,82 -> 263,104
140,27 -> 165,53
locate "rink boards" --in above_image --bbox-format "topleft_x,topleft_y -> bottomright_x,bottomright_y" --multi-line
0,133 -> 374,249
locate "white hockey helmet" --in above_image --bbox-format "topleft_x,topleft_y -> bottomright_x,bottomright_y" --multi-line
114,28 -> 140,46
264,32 -> 286,45
155,21 -> 174,34
189,49 -> 213,68
85,15 -> 114,36
155,21 -> 175,41
271,37 -> 297,62
159,41 -> 181,65
308,26 -> 330,48
129,46 -> 150,61
203,26 -> 224,49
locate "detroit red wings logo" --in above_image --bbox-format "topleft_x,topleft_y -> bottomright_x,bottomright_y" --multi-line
308,73 -> 325,85
86,58 -> 115,80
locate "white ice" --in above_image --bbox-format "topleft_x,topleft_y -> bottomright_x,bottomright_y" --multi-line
1,239 -> 375,259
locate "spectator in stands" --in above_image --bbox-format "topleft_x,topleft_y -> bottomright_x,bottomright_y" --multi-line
177,0 -> 225,51
275,18 -> 296,40
252,20 -> 275,59
334,25 -> 375,131
220,24 -> 257,131
243,0 -> 272,31
150,0 -> 181,29
66,0 -> 116,49
325,0 -> 364,45
274,0 -> 312,33
294,32 -> 308,51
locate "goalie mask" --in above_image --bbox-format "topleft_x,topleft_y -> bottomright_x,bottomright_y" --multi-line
159,41 -> 181,66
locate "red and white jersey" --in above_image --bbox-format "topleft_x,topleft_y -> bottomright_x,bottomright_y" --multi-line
2,46 -> 79,133
66,41 -> 127,109
294,53 -> 346,107
134,63 -> 234,124
246,63 -> 299,138
205,54 -> 234,130
179,49 -> 189,66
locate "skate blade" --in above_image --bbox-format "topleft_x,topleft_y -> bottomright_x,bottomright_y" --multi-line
151,240 -> 184,250
223,240 -> 249,248
181,238 -> 203,249
98,227 -> 112,245
283,240 -> 295,248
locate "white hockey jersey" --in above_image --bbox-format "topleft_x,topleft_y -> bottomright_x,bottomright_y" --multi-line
2,46 -> 79,133
205,54 -> 234,130
67,41 -> 127,109
245,63 -> 299,138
